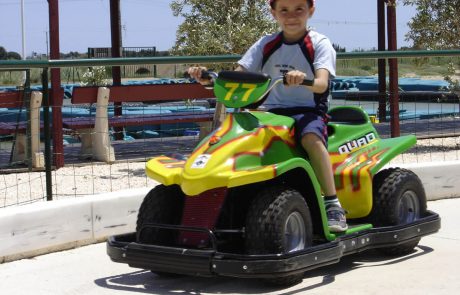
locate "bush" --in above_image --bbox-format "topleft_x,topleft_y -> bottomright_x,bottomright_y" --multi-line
80,66 -> 109,86
135,67 -> 150,75
7,52 -> 22,60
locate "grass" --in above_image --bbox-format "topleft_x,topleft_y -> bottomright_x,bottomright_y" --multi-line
1,57 -> 458,86
336,57 -> 458,78
0,64 -> 188,86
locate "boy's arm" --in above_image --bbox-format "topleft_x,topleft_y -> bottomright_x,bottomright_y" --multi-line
188,65 -> 247,85
285,68 -> 330,94
235,65 -> 247,72
187,66 -> 212,85
311,68 -> 330,93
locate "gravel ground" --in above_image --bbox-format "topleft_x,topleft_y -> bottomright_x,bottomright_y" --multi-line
0,161 -> 158,207
390,136 -> 460,163
1,136 -> 459,208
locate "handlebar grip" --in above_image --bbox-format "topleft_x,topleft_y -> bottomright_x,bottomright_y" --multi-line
183,70 -> 213,80
282,76 -> 314,86
301,79 -> 314,86
200,71 -> 212,80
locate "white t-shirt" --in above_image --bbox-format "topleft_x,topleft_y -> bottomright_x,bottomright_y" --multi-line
238,30 -> 336,110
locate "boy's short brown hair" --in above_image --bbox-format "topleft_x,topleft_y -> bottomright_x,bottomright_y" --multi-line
269,0 -> 315,9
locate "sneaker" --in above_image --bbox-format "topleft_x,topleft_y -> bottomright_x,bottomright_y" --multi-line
326,206 -> 348,232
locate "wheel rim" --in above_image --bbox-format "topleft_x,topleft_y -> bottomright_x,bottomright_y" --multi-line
284,211 -> 306,252
398,190 -> 420,223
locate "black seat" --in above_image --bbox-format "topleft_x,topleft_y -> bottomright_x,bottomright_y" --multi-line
327,108 -> 368,125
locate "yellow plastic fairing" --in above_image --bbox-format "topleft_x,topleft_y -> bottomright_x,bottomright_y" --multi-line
145,156 -> 185,186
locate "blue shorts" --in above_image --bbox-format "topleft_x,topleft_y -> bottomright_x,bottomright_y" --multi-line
291,112 -> 328,146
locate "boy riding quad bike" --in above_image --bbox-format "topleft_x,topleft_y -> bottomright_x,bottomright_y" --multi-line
107,71 -> 441,286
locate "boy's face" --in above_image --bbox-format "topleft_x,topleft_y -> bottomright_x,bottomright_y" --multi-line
271,0 -> 315,42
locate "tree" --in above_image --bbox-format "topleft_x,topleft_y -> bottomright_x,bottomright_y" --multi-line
403,0 -> 460,93
332,43 -> 346,53
170,0 -> 277,56
0,47 -> 21,60
0,46 -> 7,60
7,51 -> 22,60
402,0 -> 460,49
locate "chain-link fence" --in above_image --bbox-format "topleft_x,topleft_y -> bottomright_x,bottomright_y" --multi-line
1,51 -> 459,207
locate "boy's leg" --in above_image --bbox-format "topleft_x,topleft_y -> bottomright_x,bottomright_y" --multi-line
294,113 -> 348,232
301,133 -> 335,195
301,134 -> 348,232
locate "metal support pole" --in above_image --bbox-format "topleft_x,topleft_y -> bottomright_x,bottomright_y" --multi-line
377,0 -> 387,122
153,46 -> 157,77
48,0 -> 64,167
42,68 -> 53,201
24,70 -> 32,171
387,0 -> 400,137
110,0 -> 124,140
20,0 -> 27,84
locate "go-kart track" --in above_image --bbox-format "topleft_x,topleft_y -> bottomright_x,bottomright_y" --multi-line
0,198 -> 458,295
0,71 -> 458,293
100,71 -> 441,285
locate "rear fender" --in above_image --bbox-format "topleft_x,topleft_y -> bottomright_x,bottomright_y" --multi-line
331,133 -> 416,218
327,106 -> 417,218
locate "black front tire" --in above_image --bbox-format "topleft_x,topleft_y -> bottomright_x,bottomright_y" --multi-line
136,184 -> 184,244
136,184 -> 184,274
370,168 -> 427,255
245,185 -> 313,286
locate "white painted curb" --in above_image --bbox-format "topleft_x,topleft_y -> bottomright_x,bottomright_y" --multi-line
1,161 -> 459,263
0,187 -> 149,263
387,160 -> 460,200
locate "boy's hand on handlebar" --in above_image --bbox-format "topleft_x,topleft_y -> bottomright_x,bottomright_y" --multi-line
284,70 -> 308,86
187,66 -> 212,85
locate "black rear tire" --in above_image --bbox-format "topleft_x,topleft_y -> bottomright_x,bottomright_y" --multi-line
370,168 -> 427,255
245,185 -> 313,286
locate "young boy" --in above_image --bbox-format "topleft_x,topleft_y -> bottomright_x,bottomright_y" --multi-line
188,0 -> 347,232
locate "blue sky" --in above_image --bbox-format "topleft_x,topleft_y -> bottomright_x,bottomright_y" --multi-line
0,0 -> 417,57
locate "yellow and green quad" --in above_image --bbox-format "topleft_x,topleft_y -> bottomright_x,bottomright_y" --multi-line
107,71 -> 441,286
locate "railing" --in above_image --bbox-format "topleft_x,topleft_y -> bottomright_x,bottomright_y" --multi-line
1,50 -> 459,207
2,50 -> 460,70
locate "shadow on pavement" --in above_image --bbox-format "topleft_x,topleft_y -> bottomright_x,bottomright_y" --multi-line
94,245 -> 433,294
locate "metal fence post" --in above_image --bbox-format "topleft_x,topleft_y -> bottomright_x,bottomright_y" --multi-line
42,68 -> 53,201
24,70 -> 32,171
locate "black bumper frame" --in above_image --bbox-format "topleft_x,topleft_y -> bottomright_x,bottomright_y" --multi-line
107,211 -> 440,279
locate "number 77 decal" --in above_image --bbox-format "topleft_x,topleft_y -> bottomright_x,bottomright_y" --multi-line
224,83 -> 257,102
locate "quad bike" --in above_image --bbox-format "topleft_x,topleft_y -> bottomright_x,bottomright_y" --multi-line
107,71 -> 441,286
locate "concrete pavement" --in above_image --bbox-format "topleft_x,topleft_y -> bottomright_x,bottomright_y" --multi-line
0,198 -> 458,295
1,160 -> 459,263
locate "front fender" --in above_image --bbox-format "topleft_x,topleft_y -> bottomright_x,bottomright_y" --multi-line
145,156 -> 185,186
274,158 -> 322,197
146,154 -> 323,198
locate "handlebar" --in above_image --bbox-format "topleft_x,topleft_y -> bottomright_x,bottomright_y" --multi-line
282,76 -> 314,86
199,71 -> 217,81
183,70 -> 217,81
190,70 -> 317,109
199,71 -> 314,87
